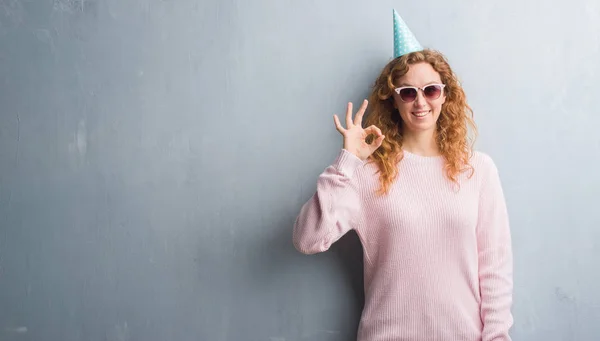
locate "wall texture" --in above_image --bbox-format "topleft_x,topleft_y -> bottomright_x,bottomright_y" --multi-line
1,0 -> 599,340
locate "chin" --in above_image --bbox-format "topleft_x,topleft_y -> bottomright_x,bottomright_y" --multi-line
408,118 -> 436,127
410,126 -> 436,133
405,120 -> 437,132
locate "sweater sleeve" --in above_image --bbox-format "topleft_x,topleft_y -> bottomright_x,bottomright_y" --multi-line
292,149 -> 365,255
477,156 -> 514,341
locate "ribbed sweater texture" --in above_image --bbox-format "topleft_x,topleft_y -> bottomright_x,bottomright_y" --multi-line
293,148 -> 513,341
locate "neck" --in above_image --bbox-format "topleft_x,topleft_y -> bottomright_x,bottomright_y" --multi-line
401,129 -> 439,156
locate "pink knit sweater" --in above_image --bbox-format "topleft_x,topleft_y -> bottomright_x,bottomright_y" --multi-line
293,148 -> 513,341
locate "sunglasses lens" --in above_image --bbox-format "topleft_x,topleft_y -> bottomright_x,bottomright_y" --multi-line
399,88 -> 417,102
423,85 -> 442,99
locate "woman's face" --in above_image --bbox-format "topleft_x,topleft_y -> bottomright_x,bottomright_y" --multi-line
392,62 -> 446,134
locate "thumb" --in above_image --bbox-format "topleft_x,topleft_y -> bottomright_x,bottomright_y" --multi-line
372,135 -> 385,149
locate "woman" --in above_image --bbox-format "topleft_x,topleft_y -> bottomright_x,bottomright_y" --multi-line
292,10 -> 513,341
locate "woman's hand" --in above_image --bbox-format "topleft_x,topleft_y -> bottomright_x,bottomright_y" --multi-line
333,100 -> 385,161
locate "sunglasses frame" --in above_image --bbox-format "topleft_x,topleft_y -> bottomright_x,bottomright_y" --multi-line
394,83 -> 446,103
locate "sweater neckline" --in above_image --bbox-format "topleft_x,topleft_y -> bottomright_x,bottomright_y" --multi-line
401,149 -> 444,161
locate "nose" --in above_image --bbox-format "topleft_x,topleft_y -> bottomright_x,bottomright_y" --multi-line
413,89 -> 427,108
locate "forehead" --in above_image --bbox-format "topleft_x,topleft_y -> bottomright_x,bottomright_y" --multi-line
396,62 -> 442,86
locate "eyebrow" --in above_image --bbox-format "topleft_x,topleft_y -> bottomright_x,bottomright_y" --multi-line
397,81 -> 441,87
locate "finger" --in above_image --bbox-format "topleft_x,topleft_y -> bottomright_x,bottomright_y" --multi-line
345,102 -> 354,128
333,115 -> 345,133
365,125 -> 383,137
353,99 -> 368,126
372,135 -> 385,149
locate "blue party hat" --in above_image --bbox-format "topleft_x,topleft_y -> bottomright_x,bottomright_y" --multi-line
393,9 -> 423,58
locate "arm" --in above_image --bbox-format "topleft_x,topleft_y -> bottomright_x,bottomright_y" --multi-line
292,149 -> 365,255
477,157 -> 514,341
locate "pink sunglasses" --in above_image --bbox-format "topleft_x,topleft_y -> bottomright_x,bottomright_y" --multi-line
394,84 -> 446,103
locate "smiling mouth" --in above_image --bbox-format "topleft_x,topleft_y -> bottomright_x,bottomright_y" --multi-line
412,110 -> 430,117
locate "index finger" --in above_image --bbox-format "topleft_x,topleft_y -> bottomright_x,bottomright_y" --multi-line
365,125 -> 382,136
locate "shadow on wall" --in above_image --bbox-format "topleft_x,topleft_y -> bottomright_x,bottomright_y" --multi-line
234,210 -> 365,339
330,230 -> 366,320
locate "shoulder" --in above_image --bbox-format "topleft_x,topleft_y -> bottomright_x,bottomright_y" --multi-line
469,150 -> 505,192
470,150 -> 500,176
470,150 -> 495,166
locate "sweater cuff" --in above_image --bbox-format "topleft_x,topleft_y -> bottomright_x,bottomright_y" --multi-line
332,149 -> 366,178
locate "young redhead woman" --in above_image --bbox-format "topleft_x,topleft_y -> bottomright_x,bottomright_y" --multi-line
292,9 -> 513,341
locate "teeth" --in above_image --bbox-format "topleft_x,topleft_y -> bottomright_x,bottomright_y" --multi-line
413,111 -> 429,117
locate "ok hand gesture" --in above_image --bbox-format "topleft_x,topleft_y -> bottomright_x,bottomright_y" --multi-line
333,100 -> 385,161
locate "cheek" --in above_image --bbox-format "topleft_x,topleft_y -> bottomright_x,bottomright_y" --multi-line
393,97 -> 409,114
399,104 -> 414,116
433,98 -> 445,112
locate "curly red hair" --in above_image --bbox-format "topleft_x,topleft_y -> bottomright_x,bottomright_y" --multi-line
364,49 -> 477,195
